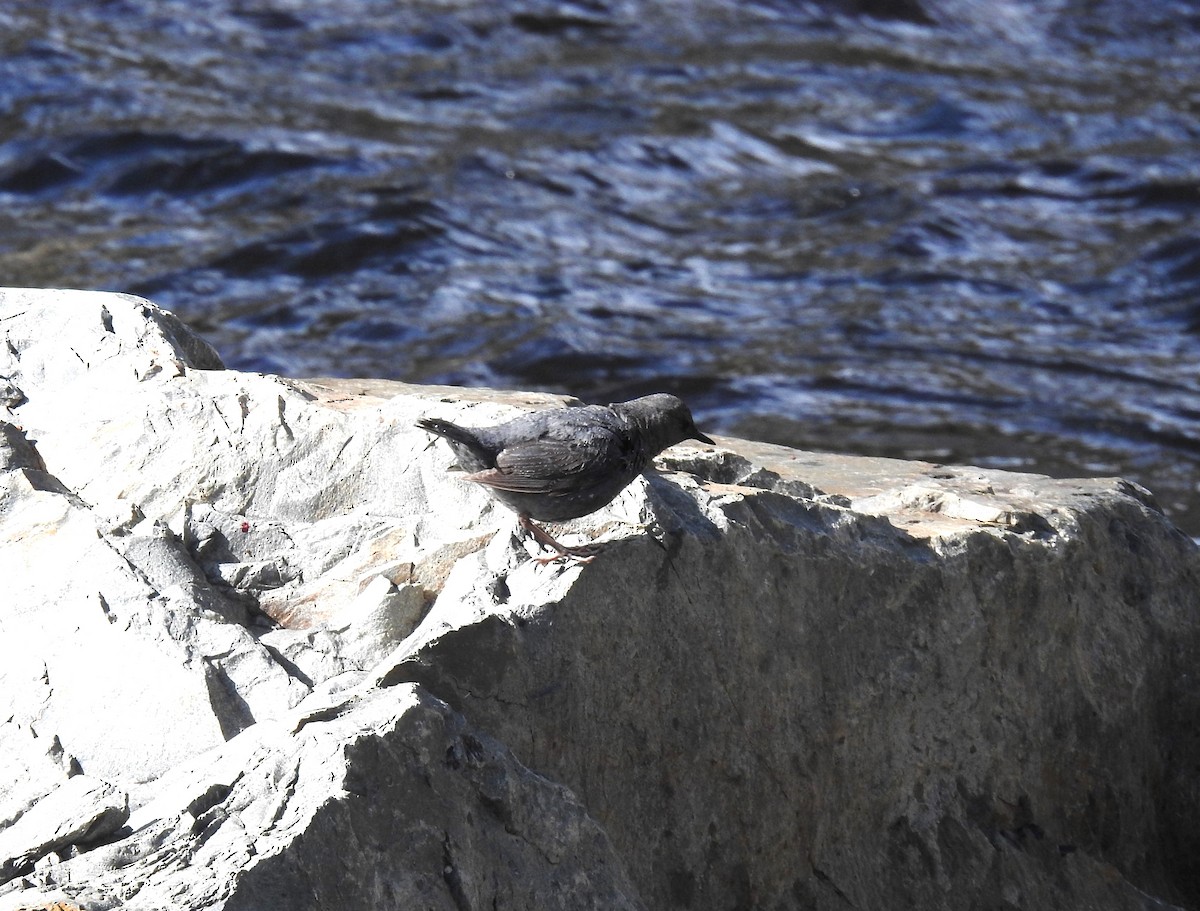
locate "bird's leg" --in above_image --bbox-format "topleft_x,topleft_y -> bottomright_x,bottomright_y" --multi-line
517,514 -> 601,564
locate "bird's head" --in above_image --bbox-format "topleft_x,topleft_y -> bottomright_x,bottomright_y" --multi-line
615,393 -> 715,455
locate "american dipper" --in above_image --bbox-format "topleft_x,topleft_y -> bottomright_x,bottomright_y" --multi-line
417,393 -> 714,562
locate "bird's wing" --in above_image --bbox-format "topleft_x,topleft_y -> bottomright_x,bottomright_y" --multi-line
466,420 -> 629,496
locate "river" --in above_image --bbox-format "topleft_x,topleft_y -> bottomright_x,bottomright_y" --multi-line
2,0 -> 1199,531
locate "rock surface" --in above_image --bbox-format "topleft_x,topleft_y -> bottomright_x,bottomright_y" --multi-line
0,287 -> 1197,910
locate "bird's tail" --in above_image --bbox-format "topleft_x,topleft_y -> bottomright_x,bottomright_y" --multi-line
416,417 -> 480,449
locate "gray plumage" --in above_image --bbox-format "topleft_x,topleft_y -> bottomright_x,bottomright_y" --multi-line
417,393 -> 714,559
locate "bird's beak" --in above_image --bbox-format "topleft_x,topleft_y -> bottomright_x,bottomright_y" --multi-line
692,428 -> 715,445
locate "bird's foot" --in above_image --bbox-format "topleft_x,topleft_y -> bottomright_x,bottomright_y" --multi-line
518,515 -> 602,564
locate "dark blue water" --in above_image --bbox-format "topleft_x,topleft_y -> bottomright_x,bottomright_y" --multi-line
3,1 -> 1200,530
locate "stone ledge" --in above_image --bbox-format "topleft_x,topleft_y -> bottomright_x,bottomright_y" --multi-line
1,289 -> 1197,910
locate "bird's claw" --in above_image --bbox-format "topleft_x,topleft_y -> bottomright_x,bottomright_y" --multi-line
518,515 -> 602,564
533,548 -> 598,565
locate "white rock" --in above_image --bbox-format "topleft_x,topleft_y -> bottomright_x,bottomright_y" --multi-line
1,288 -> 1198,911
0,774 -> 127,881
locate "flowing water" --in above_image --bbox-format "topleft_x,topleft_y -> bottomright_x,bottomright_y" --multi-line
3,1 -> 1200,530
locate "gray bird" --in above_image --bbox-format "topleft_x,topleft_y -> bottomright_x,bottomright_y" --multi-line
417,393 -> 714,562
